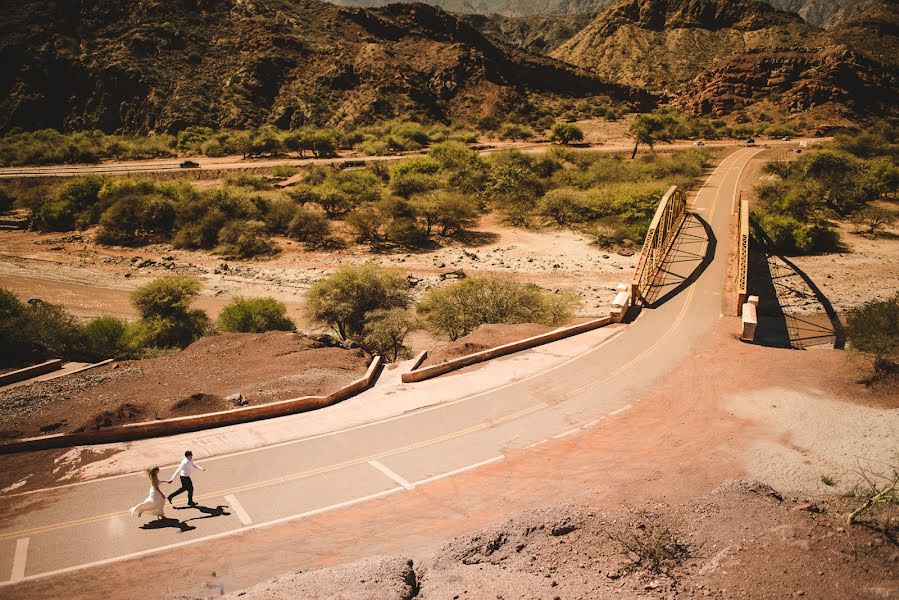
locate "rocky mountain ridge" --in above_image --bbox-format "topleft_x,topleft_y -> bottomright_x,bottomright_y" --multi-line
328,0 -> 889,28
0,0 -> 649,134
552,0 -> 820,89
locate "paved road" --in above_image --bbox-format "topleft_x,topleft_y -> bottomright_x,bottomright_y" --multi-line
0,147 -> 761,587
0,139 -> 788,178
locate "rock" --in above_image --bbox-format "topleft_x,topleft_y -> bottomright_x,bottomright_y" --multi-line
794,502 -> 822,513
225,393 -> 248,407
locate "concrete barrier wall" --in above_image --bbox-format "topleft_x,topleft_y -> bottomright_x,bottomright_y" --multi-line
401,318 -> 613,384
0,360 -> 62,386
0,357 -> 382,454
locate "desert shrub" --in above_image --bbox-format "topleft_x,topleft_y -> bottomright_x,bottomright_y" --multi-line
538,188 -> 587,226
499,123 -> 535,141
390,171 -> 439,198
417,276 -> 579,340
80,316 -> 130,361
129,276 -> 210,350
486,150 -> 544,226
346,207 -> 385,243
551,123 -> 584,145
223,173 -> 272,190
263,196 -> 299,234
362,308 -> 418,362
30,175 -> 105,231
385,217 -> 429,246
846,294 -> 899,382
218,297 -> 296,333
96,194 -> 176,246
0,289 -> 80,367
752,210 -> 838,254
412,191 -> 479,236
851,207 -> 896,238
216,219 -> 278,258
287,207 -> 331,244
306,264 -> 412,340
286,185 -> 321,206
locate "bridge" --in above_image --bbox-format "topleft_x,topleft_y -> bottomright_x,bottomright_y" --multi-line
0,147 -> 763,597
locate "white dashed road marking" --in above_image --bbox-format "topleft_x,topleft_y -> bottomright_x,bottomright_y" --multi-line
11,537 -> 29,582
224,494 -> 253,526
368,460 -> 415,490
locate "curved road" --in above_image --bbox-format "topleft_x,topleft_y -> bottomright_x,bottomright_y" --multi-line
0,147 -> 761,588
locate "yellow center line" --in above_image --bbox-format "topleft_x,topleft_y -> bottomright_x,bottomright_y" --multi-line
0,403 -> 545,541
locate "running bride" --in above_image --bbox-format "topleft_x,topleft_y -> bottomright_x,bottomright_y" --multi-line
130,467 -> 168,521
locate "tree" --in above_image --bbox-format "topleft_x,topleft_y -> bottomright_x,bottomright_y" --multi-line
629,114 -> 674,159
550,123 -> 584,145
538,188 -> 585,226
417,276 -> 579,340
287,207 -> 330,245
346,207 -> 385,244
218,297 -> 296,333
846,294 -> 899,382
216,219 -> 278,258
362,308 -> 418,362
129,276 -> 211,349
852,207 -> 896,239
306,264 -> 412,340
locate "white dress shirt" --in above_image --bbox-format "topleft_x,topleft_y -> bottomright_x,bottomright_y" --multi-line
171,458 -> 204,480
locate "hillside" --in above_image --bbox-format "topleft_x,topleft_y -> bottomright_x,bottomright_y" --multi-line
551,0 -> 820,89
328,0 -> 880,28
0,0 -> 648,134
676,45 -> 897,118
461,13 -> 594,53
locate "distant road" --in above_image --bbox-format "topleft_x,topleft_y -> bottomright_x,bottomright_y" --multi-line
0,138 -> 813,179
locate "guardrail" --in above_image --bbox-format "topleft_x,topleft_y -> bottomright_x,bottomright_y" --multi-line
0,360 -> 62,386
736,196 -> 750,315
0,357 -> 382,454
630,186 -> 688,306
402,318 -> 613,383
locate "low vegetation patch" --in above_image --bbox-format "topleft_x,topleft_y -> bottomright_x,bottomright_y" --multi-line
752,123 -> 898,255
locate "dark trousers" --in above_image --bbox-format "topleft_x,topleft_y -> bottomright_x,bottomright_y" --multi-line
168,476 -> 194,504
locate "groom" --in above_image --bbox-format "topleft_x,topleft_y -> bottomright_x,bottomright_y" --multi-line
167,450 -> 206,506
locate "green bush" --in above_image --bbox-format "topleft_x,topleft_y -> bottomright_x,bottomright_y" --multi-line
129,276 -> 210,350
362,308 -> 418,362
538,188 -> 586,226
550,123 -> 585,145
287,207 -> 331,244
218,297 -> 296,333
263,196 -> 299,234
0,289 -> 85,367
346,207 -> 385,243
81,316 -> 130,360
385,217 -> 428,246
846,294 -> 899,381
417,276 -> 580,341
306,264 -> 412,340
216,219 -> 278,258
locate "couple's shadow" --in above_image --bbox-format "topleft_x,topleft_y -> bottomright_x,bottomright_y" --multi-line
139,504 -> 230,533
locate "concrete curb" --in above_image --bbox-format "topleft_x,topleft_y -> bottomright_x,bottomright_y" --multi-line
0,360 -> 62,386
0,356 -> 383,454
401,318 -> 614,383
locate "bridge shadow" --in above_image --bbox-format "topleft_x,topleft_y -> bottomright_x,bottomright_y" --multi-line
642,213 -> 716,309
746,223 -> 845,349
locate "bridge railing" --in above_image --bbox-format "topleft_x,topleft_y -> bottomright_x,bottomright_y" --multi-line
736,196 -> 750,315
630,186 -> 688,306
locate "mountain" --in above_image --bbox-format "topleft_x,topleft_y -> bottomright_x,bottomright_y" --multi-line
327,1 -> 616,18
762,0 -> 893,29
460,13 -> 594,53
551,0 -> 820,89
327,0 -> 887,29
0,0 -> 652,134
676,45 -> 897,117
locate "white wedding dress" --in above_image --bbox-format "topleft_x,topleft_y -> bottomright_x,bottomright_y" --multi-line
130,485 -> 166,518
